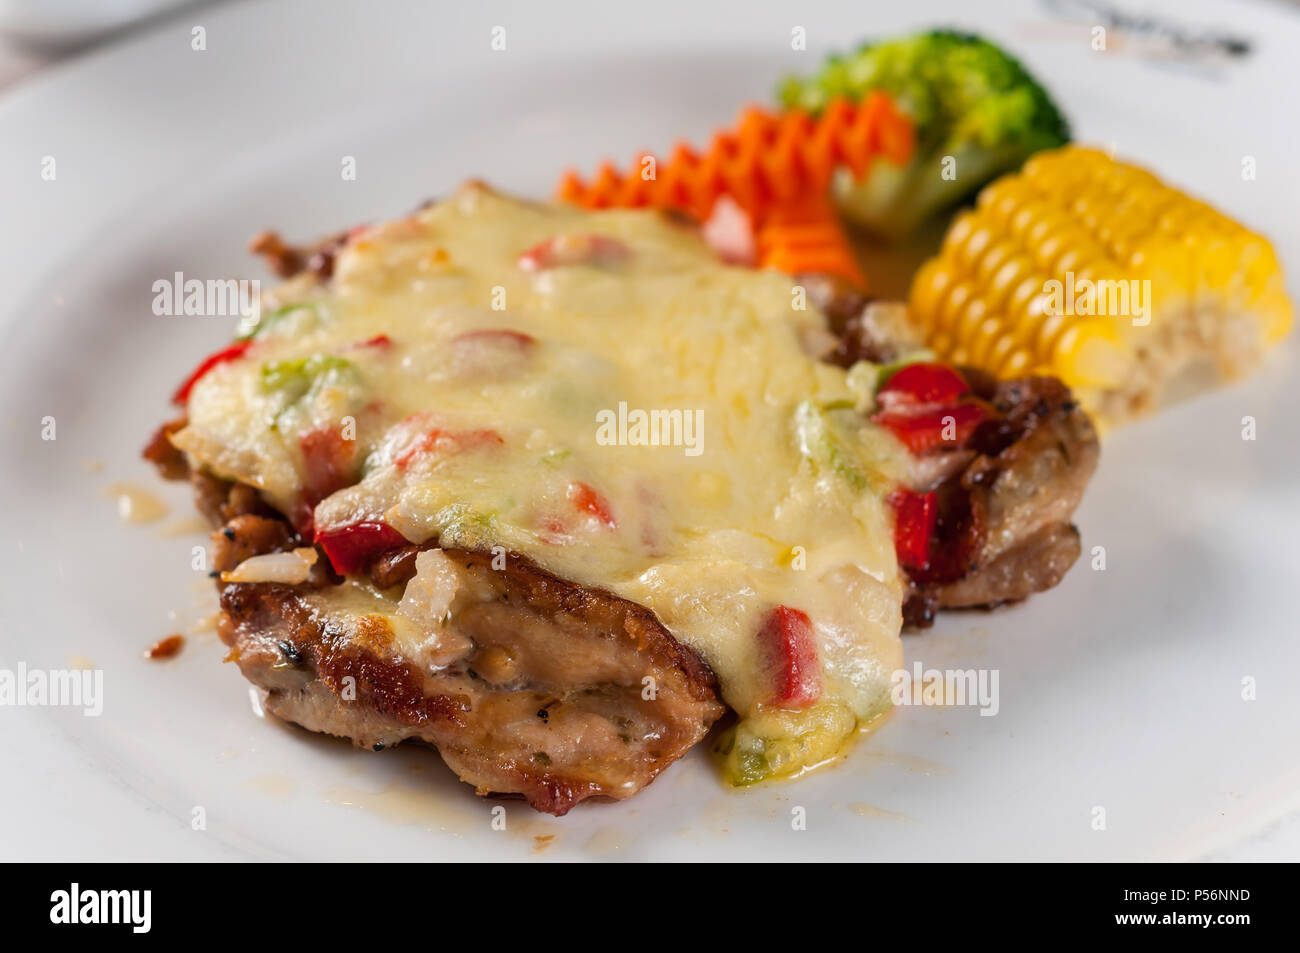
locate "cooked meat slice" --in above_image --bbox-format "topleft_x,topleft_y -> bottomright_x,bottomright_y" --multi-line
903,376 -> 1100,624
933,521 -> 1082,608
963,377 -> 1099,569
831,300 -> 929,368
247,230 -> 306,278
797,271 -> 928,366
369,543 -> 422,590
215,506 -> 724,815
142,418 -> 190,481
211,514 -> 296,572
249,228 -> 348,280
141,417 -> 278,526
248,198 -> 434,281
190,470 -> 280,527
797,271 -> 870,337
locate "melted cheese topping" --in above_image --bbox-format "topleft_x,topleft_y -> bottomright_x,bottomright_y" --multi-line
175,185 -> 906,774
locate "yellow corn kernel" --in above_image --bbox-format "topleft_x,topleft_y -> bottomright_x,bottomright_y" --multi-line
934,280 -> 973,335
974,239 -> 1018,286
971,319 -> 1012,368
952,295 -> 989,344
941,211 -> 976,256
997,348 -> 1031,378
909,258 -> 952,322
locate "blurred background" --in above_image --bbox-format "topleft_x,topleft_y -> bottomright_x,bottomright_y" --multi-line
0,0 -> 214,86
0,0 -> 1296,89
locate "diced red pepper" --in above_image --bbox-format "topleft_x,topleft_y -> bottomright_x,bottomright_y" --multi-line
299,425 -> 356,502
537,515 -> 570,546
517,234 -> 630,271
393,427 -> 504,470
451,329 -> 536,349
887,488 -> 937,572
347,334 -> 391,350
757,605 -> 821,709
170,340 -> 252,405
316,521 -> 408,575
567,481 -> 617,529
871,401 -> 988,455
876,362 -> 970,409
908,485 -> 983,586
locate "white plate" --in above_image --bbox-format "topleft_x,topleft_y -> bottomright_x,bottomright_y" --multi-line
2,0 -> 1298,861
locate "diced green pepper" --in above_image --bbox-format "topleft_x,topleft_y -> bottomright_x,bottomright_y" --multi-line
716,702 -> 858,786
237,301 -> 319,341
795,399 -> 871,491
874,349 -> 937,389
260,354 -> 354,398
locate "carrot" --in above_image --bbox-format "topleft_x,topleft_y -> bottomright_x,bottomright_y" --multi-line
757,200 -> 865,286
555,92 -> 913,288
558,92 -> 913,222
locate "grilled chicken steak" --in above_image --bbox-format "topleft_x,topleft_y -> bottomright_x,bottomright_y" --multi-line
147,189 -> 1099,812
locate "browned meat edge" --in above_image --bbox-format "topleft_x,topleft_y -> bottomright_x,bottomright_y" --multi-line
248,229 -> 349,281
900,374 -> 1099,627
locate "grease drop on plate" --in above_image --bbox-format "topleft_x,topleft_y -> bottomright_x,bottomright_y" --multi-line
105,482 -> 168,524
322,781 -> 477,834
248,774 -> 298,798
848,802 -> 910,822
584,826 -> 629,854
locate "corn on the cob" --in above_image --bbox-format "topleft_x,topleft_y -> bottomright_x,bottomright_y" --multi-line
908,145 -> 1293,426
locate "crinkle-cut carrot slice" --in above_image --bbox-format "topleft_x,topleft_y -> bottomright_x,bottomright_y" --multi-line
556,94 -> 913,290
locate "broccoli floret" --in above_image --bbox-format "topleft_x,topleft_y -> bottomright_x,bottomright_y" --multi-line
778,29 -> 1070,238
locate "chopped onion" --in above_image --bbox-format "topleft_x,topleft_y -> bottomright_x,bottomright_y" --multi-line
398,549 -> 461,626
797,322 -> 841,360
701,195 -> 756,266
222,547 -> 318,584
